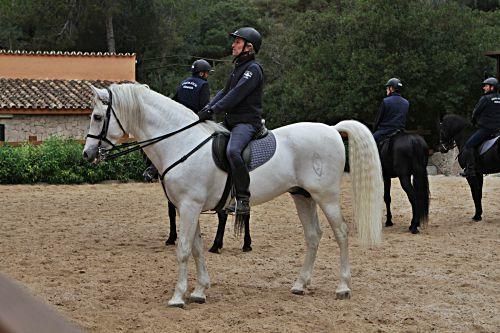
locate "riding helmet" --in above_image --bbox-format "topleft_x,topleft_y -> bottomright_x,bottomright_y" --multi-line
230,27 -> 262,53
191,59 -> 212,74
482,77 -> 498,89
385,78 -> 403,90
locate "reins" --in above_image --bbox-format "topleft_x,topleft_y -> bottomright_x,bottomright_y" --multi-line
87,88 -> 204,162
100,119 -> 204,161
88,87 -> 223,211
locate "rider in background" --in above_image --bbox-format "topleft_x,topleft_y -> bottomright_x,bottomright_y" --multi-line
197,27 -> 264,215
461,77 -> 500,177
143,58 -> 213,181
373,78 -> 409,144
173,59 -> 212,113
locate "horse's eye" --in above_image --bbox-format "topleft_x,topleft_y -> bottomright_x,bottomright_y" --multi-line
93,114 -> 103,121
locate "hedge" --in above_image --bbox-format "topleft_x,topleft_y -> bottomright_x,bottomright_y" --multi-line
0,137 -> 146,184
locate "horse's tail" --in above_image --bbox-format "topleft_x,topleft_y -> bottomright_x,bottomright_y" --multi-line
333,120 -> 383,246
411,136 -> 430,227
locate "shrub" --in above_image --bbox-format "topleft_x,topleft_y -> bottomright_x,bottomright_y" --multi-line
0,137 -> 147,184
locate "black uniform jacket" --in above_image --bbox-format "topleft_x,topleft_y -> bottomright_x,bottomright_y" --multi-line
472,91 -> 500,130
373,92 -> 409,131
173,75 -> 210,113
209,57 -> 264,129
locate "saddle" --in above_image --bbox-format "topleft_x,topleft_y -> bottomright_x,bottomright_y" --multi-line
378,130 -> 404,177
211,124 -> 276,173
210,124 -> 276,212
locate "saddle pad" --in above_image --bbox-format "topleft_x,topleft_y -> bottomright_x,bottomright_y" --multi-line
479,136 -> 499,155
248,131 -> 277,171
212,131 -> 277,172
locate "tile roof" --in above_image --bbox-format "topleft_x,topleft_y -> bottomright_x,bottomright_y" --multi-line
0,50 -> 135,57
0,78 -> 130,111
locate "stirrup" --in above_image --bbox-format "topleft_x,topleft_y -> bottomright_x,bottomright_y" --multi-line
236,199 -> 250,215
226,198 -> 250,215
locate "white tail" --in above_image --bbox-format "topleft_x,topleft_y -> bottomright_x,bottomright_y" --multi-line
334,120 -> 383,246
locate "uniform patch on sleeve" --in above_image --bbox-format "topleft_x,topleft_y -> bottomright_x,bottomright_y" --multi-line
243,70 -> 253,79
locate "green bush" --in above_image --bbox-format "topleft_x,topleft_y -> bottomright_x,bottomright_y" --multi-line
0,137 -> 147,184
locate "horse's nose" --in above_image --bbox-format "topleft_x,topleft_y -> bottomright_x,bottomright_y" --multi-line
83,149 -> 94,162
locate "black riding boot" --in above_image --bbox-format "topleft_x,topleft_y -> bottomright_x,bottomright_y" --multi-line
460,148 -> 477,177
232,165 -> 251,215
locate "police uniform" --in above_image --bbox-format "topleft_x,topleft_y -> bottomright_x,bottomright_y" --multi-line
465,90 -> 500,148
173,75 -> 210,113
209,55 -> 263,167
373,92 -> 409,143
207,54 -> 264,205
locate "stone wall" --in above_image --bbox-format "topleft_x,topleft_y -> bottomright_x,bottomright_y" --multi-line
0,115 -> 88,142
428,148 -> 462,176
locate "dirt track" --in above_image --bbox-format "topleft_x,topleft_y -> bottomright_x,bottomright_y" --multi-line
1,175 -> 499,333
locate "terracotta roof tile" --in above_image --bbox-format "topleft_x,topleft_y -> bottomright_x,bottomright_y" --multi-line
0,50 -> 135,57
0,78 -> 131,110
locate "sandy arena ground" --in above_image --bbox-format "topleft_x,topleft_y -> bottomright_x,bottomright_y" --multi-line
0,175 -> 499,333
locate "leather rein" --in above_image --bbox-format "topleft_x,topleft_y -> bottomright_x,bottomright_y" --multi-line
86,88 -> 214,180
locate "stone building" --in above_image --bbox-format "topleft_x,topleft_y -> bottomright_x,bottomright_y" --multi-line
0,50 -> 135,143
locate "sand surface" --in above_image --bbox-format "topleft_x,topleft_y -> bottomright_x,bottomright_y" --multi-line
1,175 -> 499,332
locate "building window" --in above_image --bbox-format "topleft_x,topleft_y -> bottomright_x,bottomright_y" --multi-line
0,124 -> 4,141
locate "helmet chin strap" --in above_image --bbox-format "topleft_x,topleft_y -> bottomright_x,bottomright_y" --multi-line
233,40 -> 252,62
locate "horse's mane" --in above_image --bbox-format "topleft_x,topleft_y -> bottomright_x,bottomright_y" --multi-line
442,114 -> 469,136
108,83 -> 229,135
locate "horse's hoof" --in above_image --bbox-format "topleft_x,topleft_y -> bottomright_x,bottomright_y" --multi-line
291,288 -> 305,295
335,289 -> 352,300
385,221 -> 394,227
189,296 -> 206,304
242,245 -> 252,252
165,239 -> 176,246
208,246 -> 221,254
410,228 -> 420,234
167,300 -> 185,308
472,215 -> 482,222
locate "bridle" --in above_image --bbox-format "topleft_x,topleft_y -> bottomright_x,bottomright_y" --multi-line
85,87 -> 213,180
438,124 -> 456,153
86,88 -> 127,156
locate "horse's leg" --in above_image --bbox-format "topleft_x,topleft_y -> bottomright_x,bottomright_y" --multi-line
189,223 -> 210,304
209,211 -> 228,253
399,175 -> 418,234
384,176 -> 393,227
290,195 -> 322,296
165,201 -> 177,245
318,198 -> 352,300
168,207 -> 201,308
467,175 -> 483,221
242,214 -> 252,252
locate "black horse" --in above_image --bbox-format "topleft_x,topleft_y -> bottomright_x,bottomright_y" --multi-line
378,132 -> 430,234
439,114 -> 500,221
143,153 -> 252,253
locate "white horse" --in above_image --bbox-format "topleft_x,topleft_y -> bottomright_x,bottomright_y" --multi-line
83,83 -> 384,307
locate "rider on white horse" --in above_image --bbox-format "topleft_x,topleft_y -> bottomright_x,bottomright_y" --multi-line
461,77 -> 500,177
197,27 -> 264,215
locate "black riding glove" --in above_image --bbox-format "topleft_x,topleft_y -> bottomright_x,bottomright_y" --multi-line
198,106 -> 213,121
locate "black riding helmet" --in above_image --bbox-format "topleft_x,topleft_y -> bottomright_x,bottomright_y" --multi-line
385,78 -> 403,91
482,77 -> 498,89
230,27 -> 262,54
191,59 -> 212,74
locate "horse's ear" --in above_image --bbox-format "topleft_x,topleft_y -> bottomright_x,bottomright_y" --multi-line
90,85 -> 110,103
